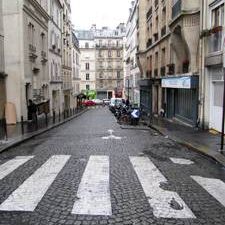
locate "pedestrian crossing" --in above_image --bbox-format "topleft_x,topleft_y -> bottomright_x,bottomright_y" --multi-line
0,155 -> 225,218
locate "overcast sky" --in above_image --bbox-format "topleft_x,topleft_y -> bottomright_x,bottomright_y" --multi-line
71,0 -> 131,30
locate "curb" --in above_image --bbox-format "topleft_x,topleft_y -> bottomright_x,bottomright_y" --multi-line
149,124 -> 225,167
0,109 -> 88,154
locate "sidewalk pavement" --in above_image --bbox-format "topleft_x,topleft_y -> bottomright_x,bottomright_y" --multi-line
150,117 -> 225,167
0,108 -> 88,154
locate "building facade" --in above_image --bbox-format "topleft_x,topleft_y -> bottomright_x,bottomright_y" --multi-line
137,0 -> 200,126
3,0 -> 49,122
77,31 -> 96,95
0,0 -> 6,120
72,31 -> 81,108
76,24 -> 125,100
200,0 -> 224,132
62,0 -> 72,111
48,0 -> 63,115
95,25 -> 125,99
125,0 -> 140,105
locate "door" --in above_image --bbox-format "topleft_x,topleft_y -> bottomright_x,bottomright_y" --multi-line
167,89 -> 175,119
210,81 -> 223,132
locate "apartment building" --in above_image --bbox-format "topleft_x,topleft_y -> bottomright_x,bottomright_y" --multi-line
62,0 -> 72,111
200,0 -> 224,132
0,0 -> 6,120
72,31 -> 81,108
137,0 -> 200,126
125,0 -> 141,105
95,25 -> 125,99
76,30 -> 96,95
3,0 -> 49,122
48,0 -> 63,115
76,24 -> 125,100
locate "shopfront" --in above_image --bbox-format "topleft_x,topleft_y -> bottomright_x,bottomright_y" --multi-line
138,79 -> 153,116
162,76 -> 199,126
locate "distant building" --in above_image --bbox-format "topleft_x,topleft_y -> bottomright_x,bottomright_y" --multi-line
76,24 -> 126,99
76,30 -> 96,96
0,0 -> 6,120
72,31 -> 81,108
3,0 -> 49,122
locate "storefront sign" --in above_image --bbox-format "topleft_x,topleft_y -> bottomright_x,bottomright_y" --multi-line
162,76 -> 192,89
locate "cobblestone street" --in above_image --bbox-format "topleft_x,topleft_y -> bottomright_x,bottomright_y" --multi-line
0,108 -> 225,225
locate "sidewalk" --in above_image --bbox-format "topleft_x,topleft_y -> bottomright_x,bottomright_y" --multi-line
0,108 -> 88,153
150,117 -> 225,167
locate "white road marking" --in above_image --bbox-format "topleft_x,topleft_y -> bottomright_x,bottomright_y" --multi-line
72,155 -> 112,216
170,158 -> 194,165
0,156 -> 34,180
102,130 -> 122,140
0,155 -> 70,211
130,157 -> 196,218
191,176 -> 225,207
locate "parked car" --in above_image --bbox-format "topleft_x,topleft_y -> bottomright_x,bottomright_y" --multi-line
92,99 -> 103,105
103,99 -> 110,105
82,100 -> 96,107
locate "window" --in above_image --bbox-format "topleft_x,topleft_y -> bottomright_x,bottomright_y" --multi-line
86,84 -> 90,90
108,50 -> 112,57
86,73 -> 90,80
85,42 -> 89,48
211,4 -> 224,27
117,50 -> 120,57
85,63 -> 90,70
117,71 -> 120,79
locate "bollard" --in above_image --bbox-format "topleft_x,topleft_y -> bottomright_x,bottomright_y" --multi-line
21,116 -> 24,135
3,118 -> 8,141
59,109 -> 61,122
53,110 -> 56,124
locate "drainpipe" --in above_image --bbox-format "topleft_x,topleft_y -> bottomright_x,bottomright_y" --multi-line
199,0 -> 205,130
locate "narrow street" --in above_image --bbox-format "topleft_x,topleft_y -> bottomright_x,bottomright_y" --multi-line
0,108 -> 225,225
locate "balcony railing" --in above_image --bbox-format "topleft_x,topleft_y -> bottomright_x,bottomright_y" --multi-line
172,0 -> 182,19
208,29 -> 223,53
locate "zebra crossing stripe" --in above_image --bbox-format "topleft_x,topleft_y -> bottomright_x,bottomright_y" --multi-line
0,155 -> 70,211
0,156 -> 34,181
72,155 -> 112,216
191,176 -> 225,207
130,157 -> 196,219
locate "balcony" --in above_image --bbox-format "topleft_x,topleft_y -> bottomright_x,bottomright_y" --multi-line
41,51 -> 47,64
172,0 -> 181,19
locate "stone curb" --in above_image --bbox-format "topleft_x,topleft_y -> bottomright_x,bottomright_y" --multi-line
0,109 -> 89,154
149,124 -> 225,167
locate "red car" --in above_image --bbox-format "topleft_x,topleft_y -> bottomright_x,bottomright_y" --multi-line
82,100 -> 96,106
